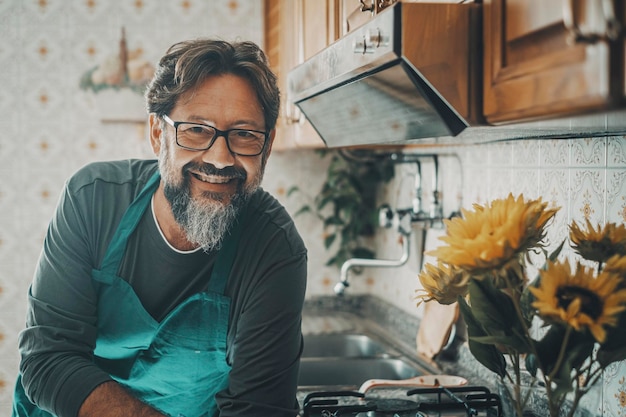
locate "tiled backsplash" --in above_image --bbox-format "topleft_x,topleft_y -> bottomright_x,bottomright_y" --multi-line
1,2 -> 624,416
273,137 -> 626,417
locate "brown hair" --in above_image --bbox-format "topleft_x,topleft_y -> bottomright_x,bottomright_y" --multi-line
145,39 -> 280,131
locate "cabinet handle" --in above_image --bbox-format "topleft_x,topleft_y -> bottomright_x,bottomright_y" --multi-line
562,0 -> 622,43
359,0 -> 375,13
359,0 -> 396,14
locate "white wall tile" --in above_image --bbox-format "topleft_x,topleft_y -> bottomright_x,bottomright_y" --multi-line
570,169 -> 606,225
571,137 -> 607,167
607,136 -> 626,167
539,138 -> 570,166
606,169 -> 626,224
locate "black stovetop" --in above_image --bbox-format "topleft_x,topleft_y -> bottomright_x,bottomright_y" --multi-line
301,386 -> 502,417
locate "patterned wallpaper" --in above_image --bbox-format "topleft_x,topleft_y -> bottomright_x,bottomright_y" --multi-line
0,0 -> 266,413
0,1 -> 625,416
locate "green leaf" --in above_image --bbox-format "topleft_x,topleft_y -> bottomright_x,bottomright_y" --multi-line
293,205 -> 312,217
535,325 -> 594,378
519,284 -> 537,324
472,335 -> 527,347
458,296 -> 507,377
525,353 -> 538,377
351,247 -> 375,259
324,234 -> 337,250
549,340 -> 594,398
598,310 -> 626,366
324,216 -> 344,227
598,345 -> 626,366
468,279 -> 531,352
286,185 -> 300,197
548,239 -> 566,262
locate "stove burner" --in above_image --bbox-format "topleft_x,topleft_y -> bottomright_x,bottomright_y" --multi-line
407,386 -> 502,416
302,386 -> 502,417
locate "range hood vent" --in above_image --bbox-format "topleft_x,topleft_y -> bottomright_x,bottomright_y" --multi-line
287,2 -> 480,148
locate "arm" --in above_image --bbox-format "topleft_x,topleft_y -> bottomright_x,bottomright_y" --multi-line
216,251 -> 307,417
17,170 -> 154,417
78,382 -> 166,417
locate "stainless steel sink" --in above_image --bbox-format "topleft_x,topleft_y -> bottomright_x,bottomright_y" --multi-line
297,357 -> 423,387
298,333 -> 426,388
301,333 -> 393,358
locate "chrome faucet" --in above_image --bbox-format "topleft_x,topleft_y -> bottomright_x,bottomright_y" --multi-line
334,153 -> 459,295
334,209 -> 412,295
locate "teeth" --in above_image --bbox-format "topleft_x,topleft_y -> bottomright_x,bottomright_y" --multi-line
194,173 -> 233,184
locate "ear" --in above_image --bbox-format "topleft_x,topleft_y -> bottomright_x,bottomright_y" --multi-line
149,113 -> 163,156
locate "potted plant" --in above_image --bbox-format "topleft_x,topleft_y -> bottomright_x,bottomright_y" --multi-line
416,194 -> 626,417
290,149 -> 395,269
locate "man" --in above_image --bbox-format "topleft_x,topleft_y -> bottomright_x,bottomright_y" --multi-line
12,39 -> 307,417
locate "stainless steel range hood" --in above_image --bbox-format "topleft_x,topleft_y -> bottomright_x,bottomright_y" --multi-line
287,2 -> 481,148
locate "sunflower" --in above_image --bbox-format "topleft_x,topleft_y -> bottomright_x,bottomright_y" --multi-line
570,219 -> 626,263
416,262 -> 471,305
529,259 -> 626,343
429,194 -> 558,272
603,255 -> 626,290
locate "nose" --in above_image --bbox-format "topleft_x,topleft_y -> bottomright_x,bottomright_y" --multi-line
201,134 -> 235,169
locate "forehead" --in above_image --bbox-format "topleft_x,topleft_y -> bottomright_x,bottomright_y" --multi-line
174,74 -> 264,125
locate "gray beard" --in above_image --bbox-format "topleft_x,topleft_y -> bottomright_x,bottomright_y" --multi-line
156,131 -> 265,251
164,182 -> 243,252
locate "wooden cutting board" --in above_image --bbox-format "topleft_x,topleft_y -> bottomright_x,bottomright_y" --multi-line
416,227 -> 459,360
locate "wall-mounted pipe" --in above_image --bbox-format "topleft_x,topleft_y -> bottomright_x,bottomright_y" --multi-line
333,151 -> 463,295
334,227 -> 411,295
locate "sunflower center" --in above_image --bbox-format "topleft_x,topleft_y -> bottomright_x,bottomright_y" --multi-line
556,285 -> 603,319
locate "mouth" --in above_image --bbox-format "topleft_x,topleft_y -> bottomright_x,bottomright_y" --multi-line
186,169 -> 244,199
190,171 -> 238,184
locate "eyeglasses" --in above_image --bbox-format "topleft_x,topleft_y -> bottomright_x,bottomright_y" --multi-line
162,115 -> 268,156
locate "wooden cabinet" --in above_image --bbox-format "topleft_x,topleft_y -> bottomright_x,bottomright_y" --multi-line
264,0 -> 341,150
483,0 -> 625,124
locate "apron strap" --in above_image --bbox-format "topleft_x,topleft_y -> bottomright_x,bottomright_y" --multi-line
100,171 -> 161,274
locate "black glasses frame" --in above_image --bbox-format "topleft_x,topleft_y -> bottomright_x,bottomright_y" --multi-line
162,114 -> 269,156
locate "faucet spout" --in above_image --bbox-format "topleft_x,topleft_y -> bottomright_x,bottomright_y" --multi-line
334,232 -> 411,295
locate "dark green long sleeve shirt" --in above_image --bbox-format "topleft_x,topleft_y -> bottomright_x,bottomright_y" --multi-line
17,159 -> 307,417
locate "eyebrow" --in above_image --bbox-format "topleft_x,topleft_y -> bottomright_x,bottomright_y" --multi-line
185,115 -> 265,130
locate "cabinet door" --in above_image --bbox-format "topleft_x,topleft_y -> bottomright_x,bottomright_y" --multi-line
265,0 -> 338,150
483,0 -> 620,124
291,0 -> 339,149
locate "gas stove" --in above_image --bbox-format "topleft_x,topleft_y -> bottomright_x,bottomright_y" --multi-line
301,386 -> 502,417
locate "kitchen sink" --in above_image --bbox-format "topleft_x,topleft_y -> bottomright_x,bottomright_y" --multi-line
297,357 -> 423,387
298,332 -> 427,388
301,333 -> 394,358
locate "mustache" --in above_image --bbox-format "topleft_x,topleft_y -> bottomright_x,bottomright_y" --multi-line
183,162 -> 247,180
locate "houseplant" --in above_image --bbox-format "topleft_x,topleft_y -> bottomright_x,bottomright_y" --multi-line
289,149 -> 395,269
416,193 -> 626,417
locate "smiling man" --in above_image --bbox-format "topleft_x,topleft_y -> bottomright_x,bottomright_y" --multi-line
13,40 -> 308,417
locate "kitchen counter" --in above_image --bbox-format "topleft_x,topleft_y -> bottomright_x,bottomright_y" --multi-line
300,295 -> 602,417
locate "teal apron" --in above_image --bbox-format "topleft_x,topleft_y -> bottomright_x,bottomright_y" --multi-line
13,171 -> 241,417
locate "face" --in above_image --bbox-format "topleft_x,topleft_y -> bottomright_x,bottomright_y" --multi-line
149,73 -> 275,250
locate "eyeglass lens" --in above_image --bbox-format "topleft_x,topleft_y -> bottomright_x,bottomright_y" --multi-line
177,123 -> 265,155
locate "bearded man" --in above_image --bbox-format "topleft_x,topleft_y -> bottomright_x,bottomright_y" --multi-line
12,39 -> 307,417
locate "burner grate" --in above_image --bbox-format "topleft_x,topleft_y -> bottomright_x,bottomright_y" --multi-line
407,385 -> 502,416
301,386 -> 502,417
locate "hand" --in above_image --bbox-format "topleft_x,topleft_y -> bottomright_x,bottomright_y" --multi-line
78,381 -> 167,417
